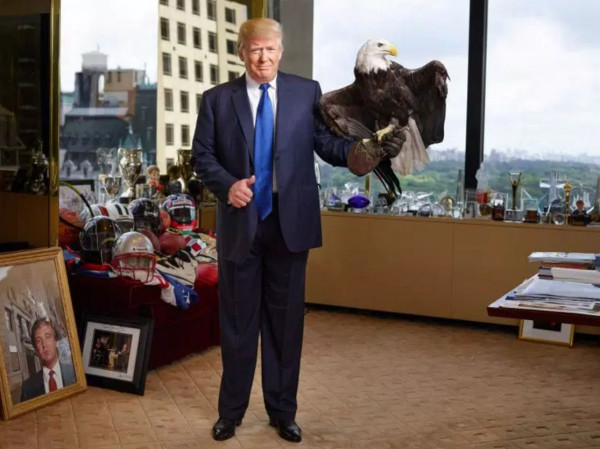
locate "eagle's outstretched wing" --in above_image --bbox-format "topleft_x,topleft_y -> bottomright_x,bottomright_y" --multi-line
319,83 -> 374,140
390,60 -> 449,147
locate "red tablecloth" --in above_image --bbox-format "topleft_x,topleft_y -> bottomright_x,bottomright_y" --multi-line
68,274 -> 220,369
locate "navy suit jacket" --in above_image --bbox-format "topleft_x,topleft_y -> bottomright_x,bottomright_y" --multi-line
20,362 -> 76,402
192,71 -> 353,264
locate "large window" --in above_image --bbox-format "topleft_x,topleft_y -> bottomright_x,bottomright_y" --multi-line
60,0 -> 159,173
177,0 -> 184,11
313,0 -> 469,197
484,0 -> 600,210
192,0 -> 200,15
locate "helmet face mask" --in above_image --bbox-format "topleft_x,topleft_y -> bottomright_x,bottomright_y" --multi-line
112,231 -> 156,283
162,194 -> 197,231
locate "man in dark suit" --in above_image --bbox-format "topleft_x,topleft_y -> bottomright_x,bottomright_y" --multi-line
20,318 -> 76,402
192,17 -> 399,443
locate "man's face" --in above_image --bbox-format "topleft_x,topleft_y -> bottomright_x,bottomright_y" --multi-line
33,323 -> 59,368
239,34 -> 282,84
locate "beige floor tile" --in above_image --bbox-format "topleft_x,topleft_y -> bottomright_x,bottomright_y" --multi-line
1,309 -> 600,449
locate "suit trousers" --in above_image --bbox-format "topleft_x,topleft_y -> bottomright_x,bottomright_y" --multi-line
217,200 -> 309,421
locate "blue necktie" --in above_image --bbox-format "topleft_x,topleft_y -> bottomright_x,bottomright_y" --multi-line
254,83 -> 274,220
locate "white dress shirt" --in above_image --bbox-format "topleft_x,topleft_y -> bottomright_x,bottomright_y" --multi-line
245,73 -> 278,191
43,360 -> 64,393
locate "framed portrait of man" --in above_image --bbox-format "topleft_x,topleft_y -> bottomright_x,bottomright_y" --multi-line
0,248 -> 86,419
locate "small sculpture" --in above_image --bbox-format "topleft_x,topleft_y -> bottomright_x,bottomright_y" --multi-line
146,165 -> 163,192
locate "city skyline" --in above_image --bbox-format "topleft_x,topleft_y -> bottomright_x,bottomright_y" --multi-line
60,1 -> 600,159
60,0 -> 157,91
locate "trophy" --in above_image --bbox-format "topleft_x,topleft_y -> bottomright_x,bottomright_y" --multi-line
96,147 -> 117,176
177,148 -> 195,193
505,171 -> 523,222
118,148 -> 142,203
99,175 -> 122,203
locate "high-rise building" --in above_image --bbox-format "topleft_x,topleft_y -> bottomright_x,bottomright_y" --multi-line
156,0 -> 247,172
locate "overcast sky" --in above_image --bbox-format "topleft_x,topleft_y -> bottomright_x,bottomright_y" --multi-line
60,0 -> 157,91
314,0 -> 600,157
60,0 -> 600,157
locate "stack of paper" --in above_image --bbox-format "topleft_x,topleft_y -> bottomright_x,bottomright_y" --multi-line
510,277 -> 600,301
550,268 -> 600,284
528,252 -> 596,265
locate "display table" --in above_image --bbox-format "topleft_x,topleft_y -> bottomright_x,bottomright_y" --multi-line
487,280 -> 600,327
68,274 -> 220,369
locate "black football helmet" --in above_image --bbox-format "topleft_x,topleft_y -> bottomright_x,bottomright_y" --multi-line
129,198 -> 162,235
79,216 -> 123,264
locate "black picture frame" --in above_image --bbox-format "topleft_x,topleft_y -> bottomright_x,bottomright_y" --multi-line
79,314 -> 153,395
61,178 -> 95,193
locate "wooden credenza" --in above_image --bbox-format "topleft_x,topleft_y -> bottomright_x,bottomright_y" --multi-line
306,212 -> 600,335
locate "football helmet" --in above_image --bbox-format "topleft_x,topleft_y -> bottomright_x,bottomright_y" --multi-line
112,231 -> 156,283
105,201 -> 134,232
161,193 -> 197,232
79,204 -> 110,223
129,198 -> 162,234
79,216 -> 123,264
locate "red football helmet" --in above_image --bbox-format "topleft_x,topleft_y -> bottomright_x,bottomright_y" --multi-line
161,194 -> 197,232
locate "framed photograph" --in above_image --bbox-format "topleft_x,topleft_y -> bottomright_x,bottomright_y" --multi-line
0,248 -> 86,420
79,314 -> 153,395
519,319 -> 574,346
63,178 -> 95,193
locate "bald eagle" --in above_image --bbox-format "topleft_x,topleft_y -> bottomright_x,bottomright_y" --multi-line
319,39 -> 449,201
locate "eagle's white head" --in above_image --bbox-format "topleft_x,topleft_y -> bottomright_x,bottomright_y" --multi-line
355,39 -> 398,74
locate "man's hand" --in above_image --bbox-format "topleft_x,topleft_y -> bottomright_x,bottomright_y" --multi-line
228,176 -> 255,208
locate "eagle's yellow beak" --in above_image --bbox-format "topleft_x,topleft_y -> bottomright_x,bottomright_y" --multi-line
388,44 -> 398,57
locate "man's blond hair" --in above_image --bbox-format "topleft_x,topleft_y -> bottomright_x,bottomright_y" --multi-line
237,18 -> 283,51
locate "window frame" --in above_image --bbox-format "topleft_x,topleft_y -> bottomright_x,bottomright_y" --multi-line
164,88 -> 173,111
160,17 -> 169,41
165,123 -> 174,146
180,90 -> 189,113
179,56 -> 188,80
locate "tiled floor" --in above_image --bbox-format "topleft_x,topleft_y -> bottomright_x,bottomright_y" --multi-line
2,308 -> 600,448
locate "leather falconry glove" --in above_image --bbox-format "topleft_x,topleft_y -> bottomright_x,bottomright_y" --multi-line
347,122 -> 406,176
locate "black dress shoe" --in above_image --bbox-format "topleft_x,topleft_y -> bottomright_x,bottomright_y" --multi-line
212,417 -> 242,441
269,417 -> 302,443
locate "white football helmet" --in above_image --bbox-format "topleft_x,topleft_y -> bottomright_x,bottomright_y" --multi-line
79,204 -> 110,223
112,231 -> 156,282
105,201 -> 135,232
